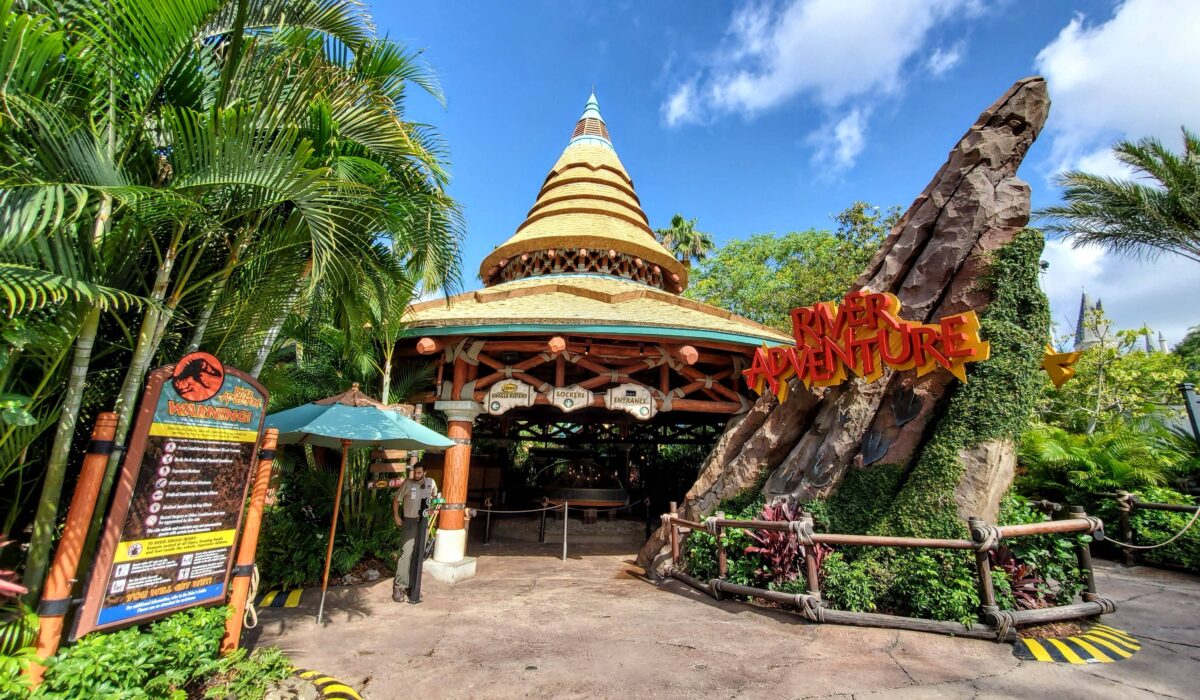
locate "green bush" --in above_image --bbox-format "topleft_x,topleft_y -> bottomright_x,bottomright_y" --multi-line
35,606 -> 229,699
257,461 -> 402,589
1129,487 -> 1200,571
19,606 -> 293,699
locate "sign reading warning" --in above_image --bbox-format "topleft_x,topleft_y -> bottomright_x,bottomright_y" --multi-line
74,353 -> 267,637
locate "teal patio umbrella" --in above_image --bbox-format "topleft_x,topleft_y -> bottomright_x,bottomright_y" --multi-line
266,384 -> 453,623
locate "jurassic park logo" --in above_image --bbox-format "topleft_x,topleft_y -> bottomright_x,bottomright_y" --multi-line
743,290 -> 989,401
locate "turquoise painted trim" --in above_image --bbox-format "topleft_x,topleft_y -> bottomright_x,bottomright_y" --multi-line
401,322 -> 786,347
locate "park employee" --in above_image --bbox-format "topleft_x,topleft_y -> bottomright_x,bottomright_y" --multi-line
392,465 -> 437,603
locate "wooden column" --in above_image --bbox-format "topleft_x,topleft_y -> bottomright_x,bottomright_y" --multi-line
432,400 -> 481,563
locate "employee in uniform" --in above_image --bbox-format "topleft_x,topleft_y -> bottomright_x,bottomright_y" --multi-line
392,464 -> 437,602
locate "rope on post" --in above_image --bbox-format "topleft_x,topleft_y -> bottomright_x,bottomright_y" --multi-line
969,522 -> 1002,552
788,519 -> 815,546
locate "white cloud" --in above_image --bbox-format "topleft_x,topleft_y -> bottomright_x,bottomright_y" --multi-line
1035,0 -> 1200,173
925,42 -> 963,77
663,80 -> 697,127
664,0 -> 969,119
1040,240 -> 1199,348
808,107 -> 869,171
1033,0 -> 1200,349
662,0 -> 976,167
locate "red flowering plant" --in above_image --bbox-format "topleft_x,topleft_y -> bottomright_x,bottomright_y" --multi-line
744,501 -> 830,592
0,538 -> 26,601
989,545 -> 1050,609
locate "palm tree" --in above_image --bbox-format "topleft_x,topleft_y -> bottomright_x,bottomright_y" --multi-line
0,0 -> 462,598
656,214 -> 715,268
1037,129 -> 1200,263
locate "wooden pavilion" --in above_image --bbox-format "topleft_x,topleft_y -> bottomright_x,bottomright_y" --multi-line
400,92 -> 789,574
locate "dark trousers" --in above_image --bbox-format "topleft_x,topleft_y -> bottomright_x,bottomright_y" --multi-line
394,519 -> 420,589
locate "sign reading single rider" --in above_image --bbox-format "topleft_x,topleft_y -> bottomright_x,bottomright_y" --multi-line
74,352 -> 268,637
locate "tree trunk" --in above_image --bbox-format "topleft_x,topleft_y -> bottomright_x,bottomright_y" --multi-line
251,258 -> 312,378
79,239 -> 179,571
23,305 -> 100,601
381,345 -> 394,404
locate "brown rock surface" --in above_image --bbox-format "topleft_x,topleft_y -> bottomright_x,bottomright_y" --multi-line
638,76 -> 1050,574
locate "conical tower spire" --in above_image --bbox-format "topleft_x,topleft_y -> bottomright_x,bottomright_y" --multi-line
1074,290 -> 1100,351
479,91 -> 687,293
569,89 -> 613,149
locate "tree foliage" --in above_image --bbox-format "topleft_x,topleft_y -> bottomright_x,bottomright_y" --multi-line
686,202 -> 898,331
1037,128 -> 1200,264
0,0 -> 462,598
655,214 -> 714,268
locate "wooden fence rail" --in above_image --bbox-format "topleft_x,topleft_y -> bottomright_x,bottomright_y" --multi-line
1113,491 -> 1200,567
660,502 -> 1114,642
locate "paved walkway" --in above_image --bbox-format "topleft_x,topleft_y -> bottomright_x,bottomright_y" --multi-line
248,539 -> 1200,699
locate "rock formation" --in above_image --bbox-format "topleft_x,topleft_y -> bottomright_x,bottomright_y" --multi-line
639,76 -> 1051,574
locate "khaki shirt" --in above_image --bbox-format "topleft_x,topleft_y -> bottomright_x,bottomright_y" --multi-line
398,477 -> 437,519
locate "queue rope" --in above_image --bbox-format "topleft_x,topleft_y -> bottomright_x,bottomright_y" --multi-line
469,499 -> 649,515
470,503 -> 567,515
243,564 -> 259,630
1107,505 -> 1200,550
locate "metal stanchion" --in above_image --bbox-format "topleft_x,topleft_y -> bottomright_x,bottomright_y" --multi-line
408,498 -> 430,605
562,501 -> 569,561
483,496 -> 493,545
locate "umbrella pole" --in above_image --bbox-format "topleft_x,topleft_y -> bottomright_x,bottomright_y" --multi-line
317,439 -> 350,624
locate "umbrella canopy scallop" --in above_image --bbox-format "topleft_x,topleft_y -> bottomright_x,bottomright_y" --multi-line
266,384 -> 453,450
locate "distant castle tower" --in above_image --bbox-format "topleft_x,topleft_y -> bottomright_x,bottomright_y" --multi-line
1073,290 -> 1102,350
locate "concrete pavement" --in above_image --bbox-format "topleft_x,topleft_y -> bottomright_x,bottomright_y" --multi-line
248,539 -> 1200,699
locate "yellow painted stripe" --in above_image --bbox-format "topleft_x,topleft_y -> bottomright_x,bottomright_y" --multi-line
1046,638 -> 1087,664
1093,625 -> 1138,644
312,676 -> 339,686
1066,637 -> 1114,663
1022,639 -> 1055,662
259,590 -> 278,607
1088,629 -> 1140,651
149,422 -> 259,442
318,683 -> 360,697
1080,634 -> 1134,659
297,670 -> 320,679
285,588 -> 303,607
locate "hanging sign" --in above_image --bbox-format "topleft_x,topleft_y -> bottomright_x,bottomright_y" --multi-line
74,352 -> 267,638
743,290 -> 989,402
485,379 -> 536,415
549,385 -> 593,413
605,383 -> 657,420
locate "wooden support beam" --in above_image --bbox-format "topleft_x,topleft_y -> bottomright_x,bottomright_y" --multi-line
416,337 -> 446,355
556,354 -> 566,387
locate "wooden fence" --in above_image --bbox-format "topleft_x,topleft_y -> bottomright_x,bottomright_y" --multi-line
661,504 -> 1115,642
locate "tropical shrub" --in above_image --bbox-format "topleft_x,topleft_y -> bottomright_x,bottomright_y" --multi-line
257,453 -> 402,590
24,606 -> 292,699
1128,487 -> 1200,572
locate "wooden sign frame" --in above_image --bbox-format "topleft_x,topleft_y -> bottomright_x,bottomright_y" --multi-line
73,354 -> 268,638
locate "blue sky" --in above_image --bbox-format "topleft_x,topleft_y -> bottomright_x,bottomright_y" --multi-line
377,0 -> 1199,346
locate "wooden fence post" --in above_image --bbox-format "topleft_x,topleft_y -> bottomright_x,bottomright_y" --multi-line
26,413 -> 118,686
221,428 -> 278,653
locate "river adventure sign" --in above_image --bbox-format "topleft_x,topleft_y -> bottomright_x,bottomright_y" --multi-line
743,290 -> 989,402
74,352 -> 268,638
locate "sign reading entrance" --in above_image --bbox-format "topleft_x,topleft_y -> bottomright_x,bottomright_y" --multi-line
549,385 -> 593,413
605,383 -> 657,420
74,352 -> 267,637
743,290 -> 989,402
485,379 -> 535,415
